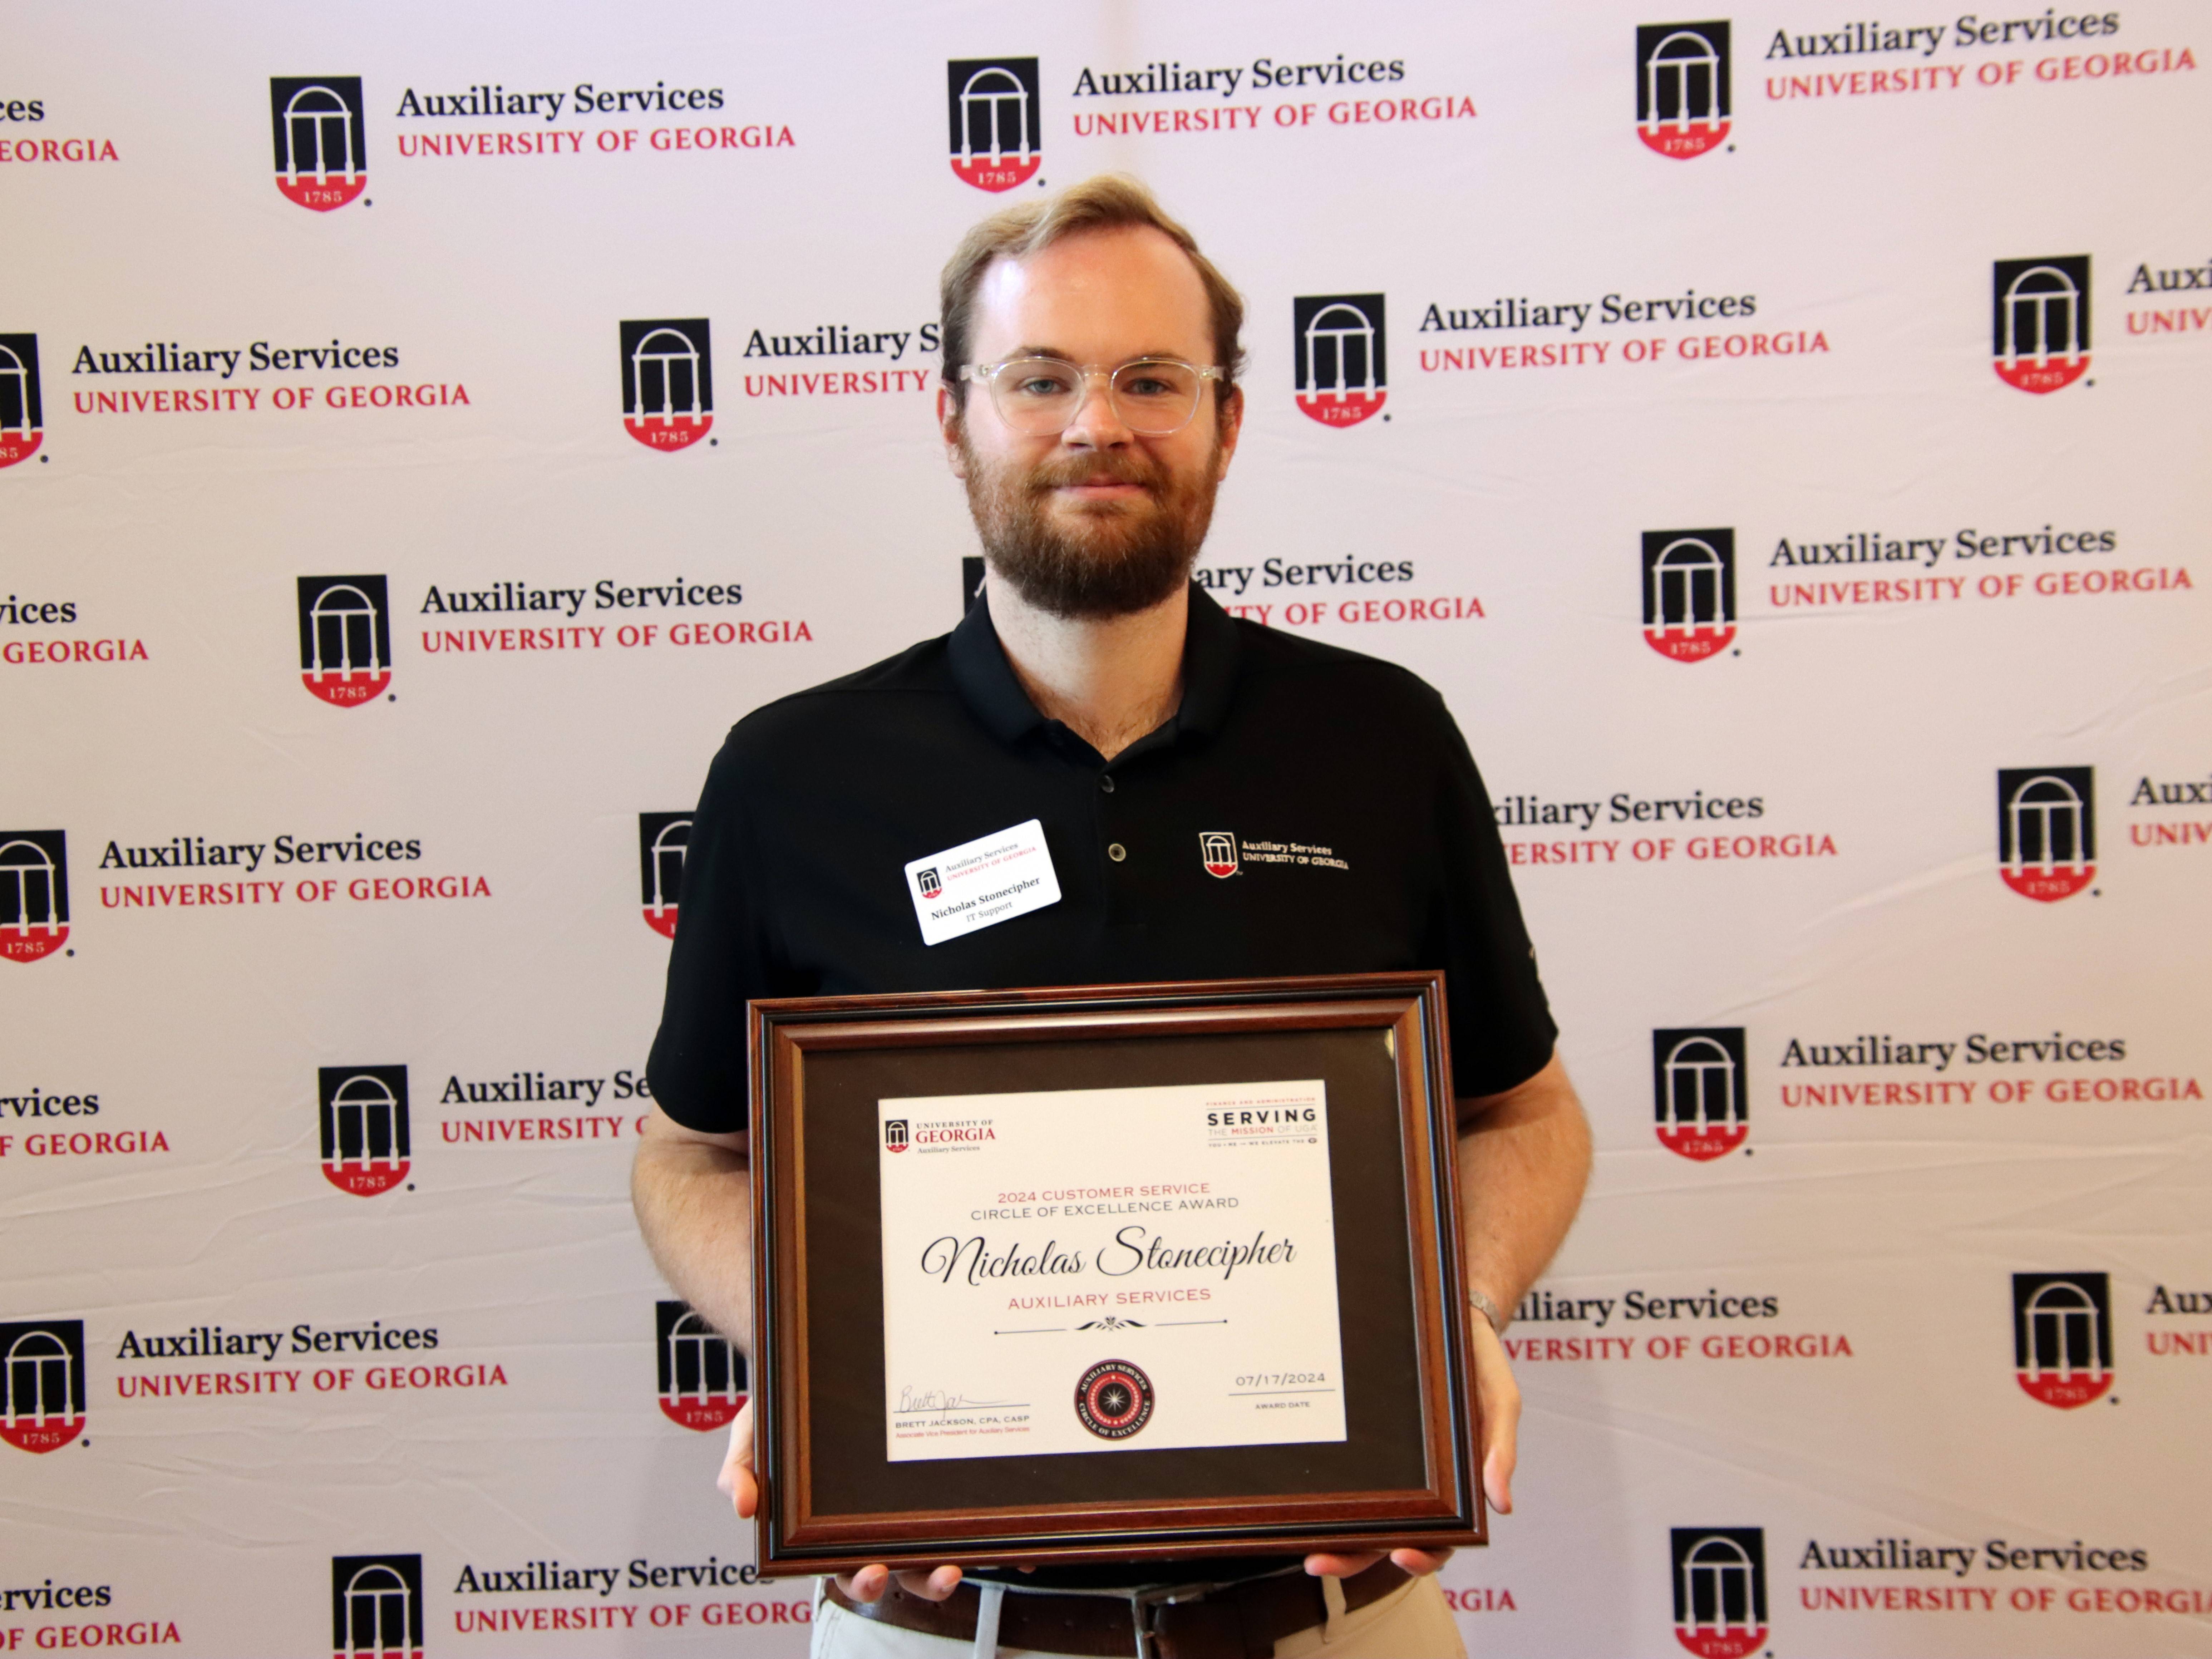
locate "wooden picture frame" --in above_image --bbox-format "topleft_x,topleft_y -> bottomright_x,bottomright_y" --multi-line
748,971 -> 1486,1576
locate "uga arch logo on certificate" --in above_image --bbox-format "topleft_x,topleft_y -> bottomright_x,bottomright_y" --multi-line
876,1079 -> 1346,1462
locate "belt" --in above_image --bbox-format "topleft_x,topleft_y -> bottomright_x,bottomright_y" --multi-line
823,1560 -> 1412,1659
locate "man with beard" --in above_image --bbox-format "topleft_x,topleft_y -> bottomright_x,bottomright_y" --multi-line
635,177 -> 1589,1659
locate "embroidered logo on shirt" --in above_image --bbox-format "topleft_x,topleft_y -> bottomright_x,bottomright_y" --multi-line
1200,833 -> 1348,876
1199,832 -> 1238,878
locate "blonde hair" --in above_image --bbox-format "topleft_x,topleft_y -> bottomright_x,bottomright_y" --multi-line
939,174 -> 1247,414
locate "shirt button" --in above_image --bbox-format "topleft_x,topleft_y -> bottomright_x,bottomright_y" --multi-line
1099,775 -> 1116,793
1107,842 -> 1128,862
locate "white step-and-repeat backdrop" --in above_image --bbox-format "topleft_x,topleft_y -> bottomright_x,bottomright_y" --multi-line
4,1 -> 2207,1654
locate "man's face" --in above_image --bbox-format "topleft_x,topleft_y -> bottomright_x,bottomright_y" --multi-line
944,226 -> 1242,620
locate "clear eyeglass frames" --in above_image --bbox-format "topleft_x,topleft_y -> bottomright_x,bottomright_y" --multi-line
960,356 -> 1225,437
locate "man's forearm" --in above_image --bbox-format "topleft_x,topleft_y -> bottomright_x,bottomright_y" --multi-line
631,1111 -> 755,1350
1455,1052 -> 1592,1318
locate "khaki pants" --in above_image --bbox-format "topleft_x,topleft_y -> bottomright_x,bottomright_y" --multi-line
810,1574 -> 1466,1659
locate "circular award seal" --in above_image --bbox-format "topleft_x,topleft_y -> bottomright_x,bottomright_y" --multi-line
1073,1359 -> 1154,1440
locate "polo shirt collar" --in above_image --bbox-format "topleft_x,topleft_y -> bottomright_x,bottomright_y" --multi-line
947,588 -> 1046,744
947,581 -> 1243,749
1176,581 -> 1241,738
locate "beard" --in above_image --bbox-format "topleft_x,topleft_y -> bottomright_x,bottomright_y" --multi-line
962,434 -> 1221,620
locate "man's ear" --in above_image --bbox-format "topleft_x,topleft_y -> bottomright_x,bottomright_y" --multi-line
937,385 -> 968,479
1214,384 -> 1245,479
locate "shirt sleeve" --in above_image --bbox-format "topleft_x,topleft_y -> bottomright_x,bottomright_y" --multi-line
1422,694 -> 1559,1099
645,727 -> 785,1135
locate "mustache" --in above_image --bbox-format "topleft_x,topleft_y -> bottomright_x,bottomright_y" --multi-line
1022,452 -> 1163,494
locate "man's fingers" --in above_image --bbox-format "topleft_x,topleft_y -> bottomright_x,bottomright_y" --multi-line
1483,1436 -> 1517,1516
837,1566 -> 890,1603
1305,1547 -> 1453,1580
725,1407 -> 761,1504
727,1462 -> 758,1520
835,1564 -> 962,1605
1470,1315 -> 1521,1515
719,1403 -> 758,1518
895,1566 -> 964,1602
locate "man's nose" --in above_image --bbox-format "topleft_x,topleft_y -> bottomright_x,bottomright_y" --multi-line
1059,370 -> 1132,448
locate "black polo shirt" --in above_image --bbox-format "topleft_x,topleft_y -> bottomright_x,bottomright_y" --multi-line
648,583 -> 1555,1135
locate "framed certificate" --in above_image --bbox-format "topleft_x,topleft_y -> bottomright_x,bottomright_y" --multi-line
747,972 -> 1487,1575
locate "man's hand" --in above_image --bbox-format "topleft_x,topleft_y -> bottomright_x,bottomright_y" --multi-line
1471,1312 -> 1519,1515
1301,1317 -> 1519,1580
1305,1054 -> 1581,1581
718,1402 -> 966,1605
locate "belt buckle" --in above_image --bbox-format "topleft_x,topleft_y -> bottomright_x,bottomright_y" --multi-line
1129,1580 -> 1213,1659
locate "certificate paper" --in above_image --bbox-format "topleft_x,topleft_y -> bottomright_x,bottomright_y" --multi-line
877,1080 -> 1346,1462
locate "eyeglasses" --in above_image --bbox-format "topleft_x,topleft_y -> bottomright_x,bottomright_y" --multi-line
959,356 -> 1225,437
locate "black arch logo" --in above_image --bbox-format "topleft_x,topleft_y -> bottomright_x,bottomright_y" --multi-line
0,1319 -> 87,1453
948,58 -> 1041,191
1997,766 -> 2094,902
1669,1527 -> 1767,1656
271,77 -> 368,210
297,575 -> 391,707
1994,256 -> 2091,394
1292,295 -> 1388,428
0,333 -> 44,467
2012,1272 -> 2113,1408
318,1065 -> 412,1197
638,812 -> 692,938
0,830 -> 70,964
1641,529 -> 1736,661
1637,23 -> 1732,158
620,319 -> 714,451
656,1300 -> 747,1431
1651,1028 -> 1747,1161
330,1555 -> 423,1658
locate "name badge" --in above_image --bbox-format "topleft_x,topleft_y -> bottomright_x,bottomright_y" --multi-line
905,819 -> 1061,947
